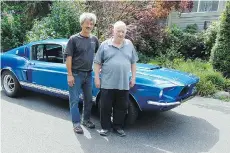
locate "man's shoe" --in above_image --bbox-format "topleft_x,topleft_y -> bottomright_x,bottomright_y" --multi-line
73,125 -> 84,134
82,120 -> 95,129
99,129 -> 109,136
113,128 -> 126,137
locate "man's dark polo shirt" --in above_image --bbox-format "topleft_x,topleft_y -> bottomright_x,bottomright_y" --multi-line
65,33 -> 99,72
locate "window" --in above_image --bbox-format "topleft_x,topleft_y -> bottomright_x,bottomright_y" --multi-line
31,44 -> 64,63
185,0 -> 219,13
31,44 -> 44,61
199,1 -> 219,12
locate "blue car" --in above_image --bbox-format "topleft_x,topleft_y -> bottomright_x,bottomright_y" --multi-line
1,39 -> 199,124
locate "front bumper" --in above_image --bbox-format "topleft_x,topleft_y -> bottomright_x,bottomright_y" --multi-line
147,92 -> 196,107
147,101 -> 181,106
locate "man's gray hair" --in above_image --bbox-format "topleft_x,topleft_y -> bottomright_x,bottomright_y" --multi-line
79,12 -> 97,25
113,21 -> 126,29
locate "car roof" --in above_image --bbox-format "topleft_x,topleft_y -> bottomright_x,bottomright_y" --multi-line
27,39 -> 69,46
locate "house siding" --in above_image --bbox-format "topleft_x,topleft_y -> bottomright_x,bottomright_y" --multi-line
167,0 -> 226,30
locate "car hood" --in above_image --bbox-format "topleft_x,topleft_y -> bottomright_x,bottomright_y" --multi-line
136,63 -> 199,87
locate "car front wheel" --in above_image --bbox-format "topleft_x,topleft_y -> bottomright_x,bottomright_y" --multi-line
125,98 -> 139,125
1,70 -> 21,97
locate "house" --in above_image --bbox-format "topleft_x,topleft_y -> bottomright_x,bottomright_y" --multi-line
167,0 -> 227,30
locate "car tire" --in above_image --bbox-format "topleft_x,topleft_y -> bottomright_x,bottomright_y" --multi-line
1,70 -> 22,97
125,99 -> 139,125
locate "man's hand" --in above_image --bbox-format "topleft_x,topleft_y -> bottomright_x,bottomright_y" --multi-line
95,77 -> 100,88
130,78 -> 135,88
68,75 -> 75,87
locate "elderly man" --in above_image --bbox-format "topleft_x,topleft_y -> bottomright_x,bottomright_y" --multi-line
94,21 -> 138,137
65,12 -> 99,134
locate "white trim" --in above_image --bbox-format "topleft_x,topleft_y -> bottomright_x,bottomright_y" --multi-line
147,101 -> 181,106
19,81 -> 96,101
217,0 -> 220,11
180,11 -> 221,17
136,71 -> 184,86
147,91 -> 197,106
20,81 -> 69,96
197,0 -> 201,13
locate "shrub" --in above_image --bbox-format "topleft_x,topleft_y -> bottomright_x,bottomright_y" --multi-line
1,1 -> 51,51
1,3 -> 31,51
180,32 -> 206,59
153,45 -> 183,68
211,1 -> 230,77
184,24 -> 198,34
203,21 -> 219,58
26,1 -> 83,42
196,79 -> 217,96
137,52 -> 153,64
224,79 -> 230,92
130,20 -> 165,57
204,72 -> 226,90
162,25 -> 207,60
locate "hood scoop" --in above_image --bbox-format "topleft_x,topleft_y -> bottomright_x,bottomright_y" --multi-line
137,65 -> 162,71
150,66 -> 162,70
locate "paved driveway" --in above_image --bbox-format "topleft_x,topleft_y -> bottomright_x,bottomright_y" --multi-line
1,90 -> 230,153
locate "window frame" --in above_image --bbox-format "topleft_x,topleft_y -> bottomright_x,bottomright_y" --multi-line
183,0 -> 220,14
30,43 -> 65,64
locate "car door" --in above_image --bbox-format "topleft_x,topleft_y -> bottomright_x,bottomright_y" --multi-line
27,43 -> 68,93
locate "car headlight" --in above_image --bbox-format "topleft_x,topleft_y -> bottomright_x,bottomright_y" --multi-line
192,86 -> 197,94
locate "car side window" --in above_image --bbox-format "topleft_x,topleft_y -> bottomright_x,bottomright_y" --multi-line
31,44 -> 64,63
31,44 -> 44,61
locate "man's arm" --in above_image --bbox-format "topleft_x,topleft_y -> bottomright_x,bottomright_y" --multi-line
65,36 -> 75,87
94,63 -> 101,88
130,63 -> 136,88
130,41 -> 138,88
94,63 -> 101,79
131,63 -> 136,80
66,56 -> 73,76
93,42 -> 104,88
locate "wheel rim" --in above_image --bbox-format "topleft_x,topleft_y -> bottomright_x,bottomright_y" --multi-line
3,74 -> 15,93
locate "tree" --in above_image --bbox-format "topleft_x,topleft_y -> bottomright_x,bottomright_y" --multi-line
85,1 -> 147,40
1,1 -> 51,51
203,21 -> 220,58
85,0 -> 193,56
211,1 -> 230,77
126,0 -> 194,56
26,1 -> 83,42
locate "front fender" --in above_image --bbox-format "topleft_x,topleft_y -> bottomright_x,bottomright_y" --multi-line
1,54 -> 29,81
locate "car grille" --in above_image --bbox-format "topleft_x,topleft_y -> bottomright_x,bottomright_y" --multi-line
179,86 -> 190,97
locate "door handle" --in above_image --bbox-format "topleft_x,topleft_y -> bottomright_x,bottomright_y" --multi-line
29,62 -> 35,65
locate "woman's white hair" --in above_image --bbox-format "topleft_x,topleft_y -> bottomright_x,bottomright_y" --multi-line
79,12 -> 97,25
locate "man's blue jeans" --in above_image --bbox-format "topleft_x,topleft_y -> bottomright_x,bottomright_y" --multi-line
68,71 -> 93,125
